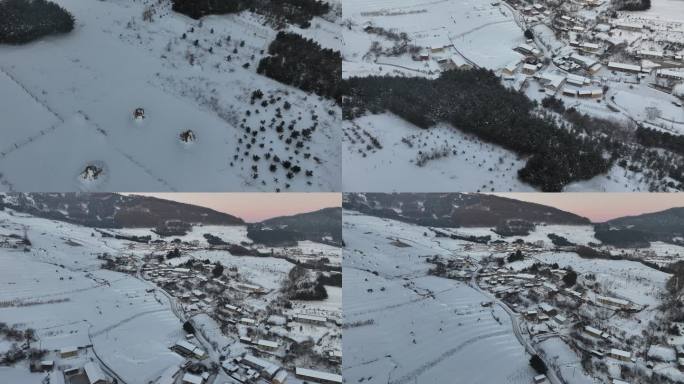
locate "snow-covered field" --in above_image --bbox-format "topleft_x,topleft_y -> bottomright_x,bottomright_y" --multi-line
0,203 -> 342,383
343,0 -> 525,76
0,0 -> 340,192
343,211 -> 537,384
343,113 -> 534,192
342,205 -> 684,383
0,210 -> 184,384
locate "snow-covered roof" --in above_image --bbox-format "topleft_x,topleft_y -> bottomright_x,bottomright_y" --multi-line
60,346 -> 78,354
242,354 -> 280,377
257,339 -> 279,349
610,348 -> 631,358
295,367 -> 343,383
182,373 -> 203,384
608,62 -> 641,72
294,313 -> 327,323
656,69 -> 684,79
274,370 -> 288,382
84,362 -> 107,384
597,295 -> 630,306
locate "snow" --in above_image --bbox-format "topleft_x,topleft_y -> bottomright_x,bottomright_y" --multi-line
343,211 -> 536,384
648,345 -> 676,362
343,113 -> 534,192
0,255 -> 184,383
537,338 -> 595,384
0,204 -> 340,383
0,0 -> 340,192
530,251 -> 668,306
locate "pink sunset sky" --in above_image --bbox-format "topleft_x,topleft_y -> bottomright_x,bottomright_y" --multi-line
132,193 -> 341,222
493,193 -> 684,222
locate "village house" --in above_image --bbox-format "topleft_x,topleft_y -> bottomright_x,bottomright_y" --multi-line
241,354 -> 281,380
60,346 -> 79,358
569,53 -> 598,70
182,372 -> 204,384
173,340 -> 207,359
295,367 -> 343,384
609,348 -> 632,362
273,370 -> 288,384
84,362 -> 108,384
579,42 -> 600,53
637,50 -> 664,60
516,43 -> 540,56
293,313 -> 327,325
256,339 -> 279,351
584,326 -> 605,339
656,69 -> 684,81
538,303 -> 557,316
597,295 -> 631,309
502,61 -> 519,76
240,317 -> 257,326
566,74 -> 590,87
612,21 -> 643,32
608,62 -> 641,73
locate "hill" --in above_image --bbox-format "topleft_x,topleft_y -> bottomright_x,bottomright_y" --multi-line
596,207 -> 684,247
343,193 -> 590,228
0,193 -> 244,229
247,207 -> 341,246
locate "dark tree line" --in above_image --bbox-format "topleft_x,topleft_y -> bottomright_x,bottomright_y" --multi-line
635,127 -> 684,185
258,32 -> 341,101
594,228 -> 651,248
342,69 -> 612,191
171,0 -> 329,26
547,233 -> 575,247
636,127 -> 684,157
0,0 -> 74,44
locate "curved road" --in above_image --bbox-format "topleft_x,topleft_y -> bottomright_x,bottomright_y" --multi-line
470,265 -> 564,384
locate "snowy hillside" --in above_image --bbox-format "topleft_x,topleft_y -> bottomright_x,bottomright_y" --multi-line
0,0 -> 341,192
344,199 -> 684,384
0,200 -> 342,383
343,211 -> 538,384
341,0 -> 684,192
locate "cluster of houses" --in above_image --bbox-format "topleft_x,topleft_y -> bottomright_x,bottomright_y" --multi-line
27,346 -> 111,384
220,354 -> 342,384
498,0 -> 684,104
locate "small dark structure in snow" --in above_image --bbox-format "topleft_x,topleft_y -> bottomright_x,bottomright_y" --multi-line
180,130 -> 196,143
81,165 -> 103,181
134,108 -> 145,120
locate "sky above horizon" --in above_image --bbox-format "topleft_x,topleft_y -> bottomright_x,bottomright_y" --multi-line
493,193 -> 684,222
131,193 -> 341,222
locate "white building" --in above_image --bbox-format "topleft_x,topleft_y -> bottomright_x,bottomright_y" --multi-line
610,348 -> 631,361
273,370 -> 288,384
241,354 -> 281,379
608,62 -> 641,73
656,69 -> 684,80
60,346 -> 79,358
182,373 -> 204,384
584,326 -> 604,338
597,295 -> 631,309
293,314 -> 327,325
295,367 -> 343,384
84,362 -> 108,384
174,340 -> 207,359
257,339 -> 280,350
